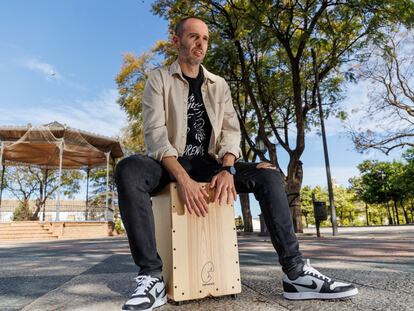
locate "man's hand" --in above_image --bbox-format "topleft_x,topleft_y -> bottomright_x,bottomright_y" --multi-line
162,156 -> 209,217
177,176 -> 209,217
210,170 -> 237,205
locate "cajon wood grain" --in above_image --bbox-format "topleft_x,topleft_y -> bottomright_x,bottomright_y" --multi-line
152,182 -> 241,302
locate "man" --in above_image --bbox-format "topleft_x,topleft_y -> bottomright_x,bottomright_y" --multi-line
115,17 -> 358,311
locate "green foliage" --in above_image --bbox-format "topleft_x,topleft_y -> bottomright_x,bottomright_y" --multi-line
115,52 -> 155,154
350,156 -> 414,225
5,167 -> 83,220
235,215 -> 244,231
12,201 -> 32,221
88,164 -> 116,208
300,184 -> 363,227
114,218 -> 125,234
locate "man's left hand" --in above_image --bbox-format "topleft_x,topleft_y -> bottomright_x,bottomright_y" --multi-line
210,170 -> 237,205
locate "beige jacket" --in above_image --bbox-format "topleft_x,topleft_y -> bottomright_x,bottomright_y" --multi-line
142,60 -> 241,163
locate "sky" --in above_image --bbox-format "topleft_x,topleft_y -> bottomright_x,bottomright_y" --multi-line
0,1 -> 402,217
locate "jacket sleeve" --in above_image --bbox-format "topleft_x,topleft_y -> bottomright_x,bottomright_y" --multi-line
142,69 -> 178,161
217,79 -> 242,161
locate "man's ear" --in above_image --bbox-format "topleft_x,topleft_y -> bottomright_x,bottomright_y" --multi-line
172,35 -> 180,48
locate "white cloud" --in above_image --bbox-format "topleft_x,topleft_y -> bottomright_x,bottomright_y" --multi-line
23,58 -> 62,81
0,89 -> 128,137
20,57 -> 86,91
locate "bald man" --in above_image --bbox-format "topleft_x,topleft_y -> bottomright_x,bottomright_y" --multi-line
115,16 -> 357,311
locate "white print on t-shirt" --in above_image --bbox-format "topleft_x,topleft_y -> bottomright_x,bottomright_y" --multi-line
183,144 -> 205,156
187,93 -> 206,143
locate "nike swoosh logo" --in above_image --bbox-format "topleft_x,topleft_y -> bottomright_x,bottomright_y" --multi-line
291,280 -> 318,289
155,287 -> 166,298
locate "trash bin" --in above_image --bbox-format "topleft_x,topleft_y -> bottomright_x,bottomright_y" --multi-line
313,201 -> 327,237
313,201 -> 328,221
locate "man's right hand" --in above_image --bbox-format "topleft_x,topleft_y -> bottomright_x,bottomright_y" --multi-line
177,176 -> 209,217
161,156 -> 209,217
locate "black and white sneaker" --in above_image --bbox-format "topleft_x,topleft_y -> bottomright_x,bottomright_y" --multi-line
283,260 -> 358,300
122,275 -> 167,311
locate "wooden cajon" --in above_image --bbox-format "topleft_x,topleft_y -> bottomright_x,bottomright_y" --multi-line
151,182 -> 242,302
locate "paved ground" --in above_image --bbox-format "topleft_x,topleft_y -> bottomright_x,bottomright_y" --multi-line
1,225 -> 413,311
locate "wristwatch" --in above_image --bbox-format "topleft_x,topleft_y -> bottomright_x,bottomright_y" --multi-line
220,166 -> 237,175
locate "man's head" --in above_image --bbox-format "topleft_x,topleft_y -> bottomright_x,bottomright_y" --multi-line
173,17 -> 209,66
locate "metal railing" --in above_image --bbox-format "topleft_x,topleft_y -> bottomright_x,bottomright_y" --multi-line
0,204 -> 116,222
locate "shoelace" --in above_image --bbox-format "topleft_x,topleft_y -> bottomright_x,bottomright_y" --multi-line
303,259 -> 332,282
132,275 -> 158,296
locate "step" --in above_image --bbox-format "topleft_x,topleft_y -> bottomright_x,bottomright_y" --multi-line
0,224 -> 47,227
0,232 -> 56,238
0,235 -> 58,242
0,228 -> 51,233
0,231 -> 52,236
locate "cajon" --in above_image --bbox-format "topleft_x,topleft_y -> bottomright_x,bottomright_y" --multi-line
151,182 -> 241,302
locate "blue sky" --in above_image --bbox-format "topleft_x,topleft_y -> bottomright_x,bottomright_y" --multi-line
0,1 -> 401,217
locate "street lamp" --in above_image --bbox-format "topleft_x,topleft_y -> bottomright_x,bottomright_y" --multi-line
312,49 -> 338,236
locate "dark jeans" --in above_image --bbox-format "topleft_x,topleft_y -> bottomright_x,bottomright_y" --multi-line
115,155 -> 303,278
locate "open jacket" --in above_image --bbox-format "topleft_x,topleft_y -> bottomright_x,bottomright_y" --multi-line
142,60 -> 241,163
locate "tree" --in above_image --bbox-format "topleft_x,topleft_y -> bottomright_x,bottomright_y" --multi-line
4,166 -> 83,220
300,185 -> 314,228
151,0 -> 414,232
351,159 -> 411,225
116,52 -> 155,154
87,164 -> 117,209
333,185 -> 360,226
349,176 -> 370,226
301,184 -> 363,227
352,30 -> 414,154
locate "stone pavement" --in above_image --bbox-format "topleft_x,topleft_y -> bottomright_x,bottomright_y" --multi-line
1,225 -> 413,311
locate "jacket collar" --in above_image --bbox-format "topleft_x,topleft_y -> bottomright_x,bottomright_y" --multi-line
169,59 -> 217,83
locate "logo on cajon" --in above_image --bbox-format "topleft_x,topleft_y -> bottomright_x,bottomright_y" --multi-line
201,261 -> 215,286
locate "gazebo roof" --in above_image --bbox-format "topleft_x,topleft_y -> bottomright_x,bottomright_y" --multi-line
0,122 -> 124,169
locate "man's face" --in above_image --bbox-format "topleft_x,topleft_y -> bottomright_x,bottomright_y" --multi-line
173,18 -> 209,66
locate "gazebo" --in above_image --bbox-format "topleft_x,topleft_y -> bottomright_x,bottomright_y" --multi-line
0,122 -> 123,221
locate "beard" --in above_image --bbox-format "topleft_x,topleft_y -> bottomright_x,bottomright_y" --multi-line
179,42 -> 204,65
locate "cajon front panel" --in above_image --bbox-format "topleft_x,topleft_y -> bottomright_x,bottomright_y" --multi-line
152,182 -> 241,302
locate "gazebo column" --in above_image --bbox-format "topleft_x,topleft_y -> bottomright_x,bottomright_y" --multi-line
105,152 -> 111,221
41,168 -> 49,222
55,141 -> 64,221
0,142 -> 4,211
85,168 -> 90,221
111,160 -> 115,212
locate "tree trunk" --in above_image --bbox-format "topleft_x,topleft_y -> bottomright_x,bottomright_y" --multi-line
400,199 -> 409,224
349,211 -> 353,225
393,199 -> 400,225
385,202 -> 393,225
31,205 -> 41,220
286,161 -> 303,233
239,193 -> 253,232
303,211 -> 309,228
365,202 -> 369,226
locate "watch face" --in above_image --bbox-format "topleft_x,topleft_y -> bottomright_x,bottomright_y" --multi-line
229,166 -> 236,175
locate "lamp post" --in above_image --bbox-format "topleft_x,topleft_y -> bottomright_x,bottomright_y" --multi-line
312,49 -> 338,236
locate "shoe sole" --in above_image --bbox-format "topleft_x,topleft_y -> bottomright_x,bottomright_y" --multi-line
283,288 -> 358,300
121,294 -> 167,311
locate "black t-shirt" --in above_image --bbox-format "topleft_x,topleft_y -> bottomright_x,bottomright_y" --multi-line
182,68 -> 212,158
